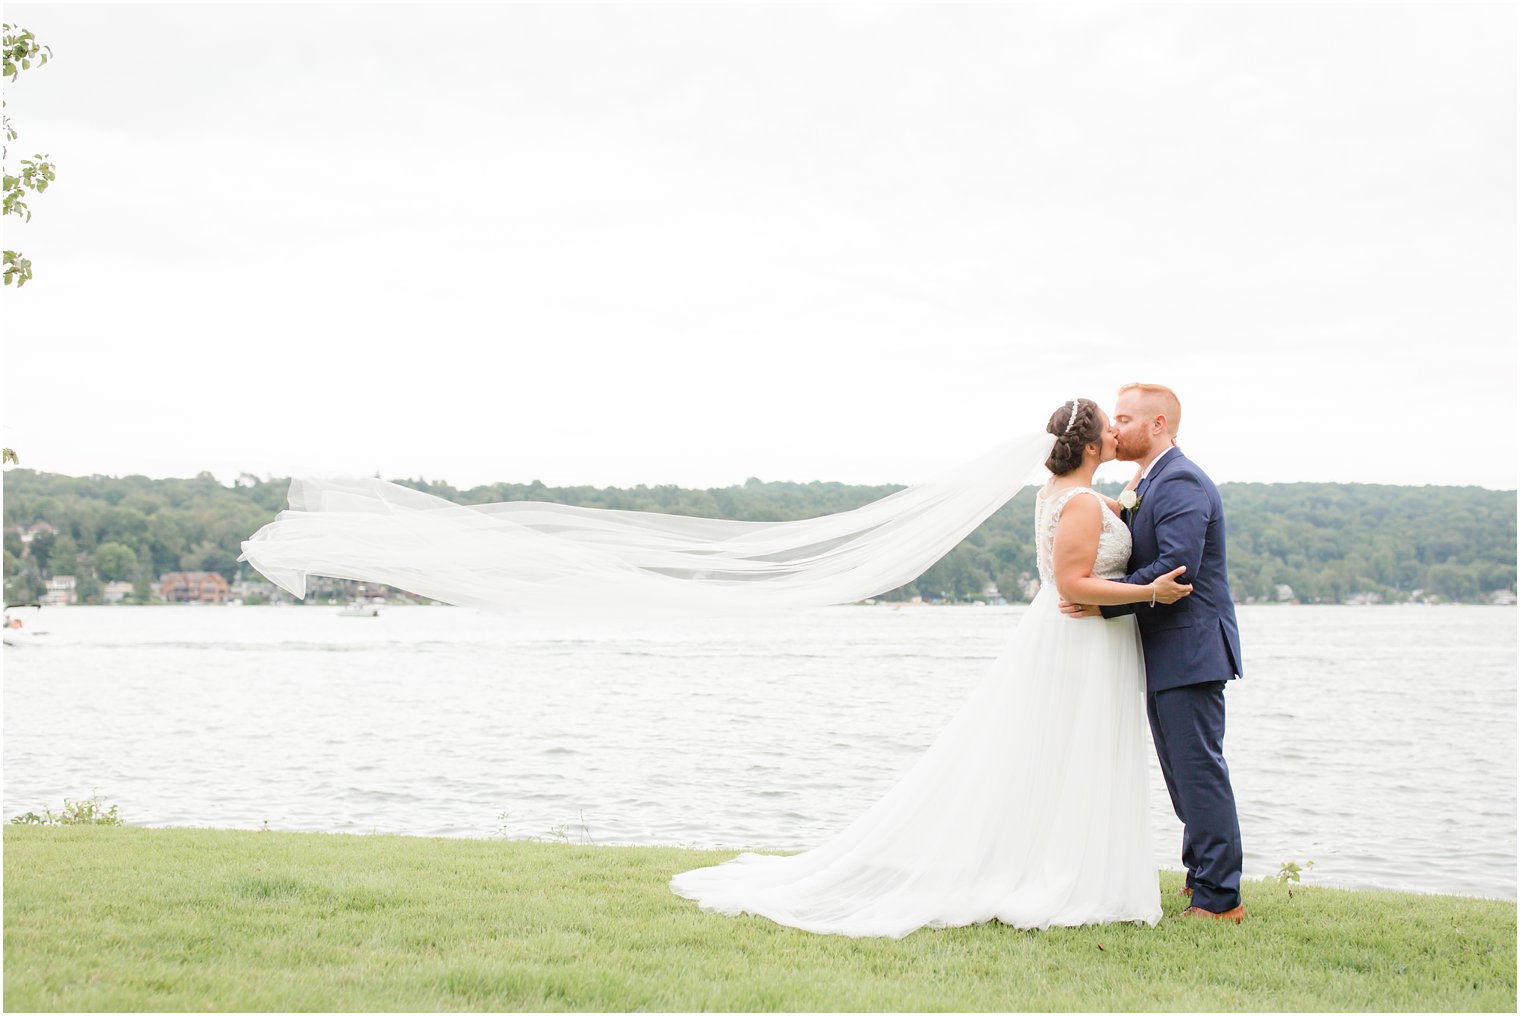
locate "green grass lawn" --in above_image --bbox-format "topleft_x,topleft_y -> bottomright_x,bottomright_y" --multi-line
4,825 -> 1514,1012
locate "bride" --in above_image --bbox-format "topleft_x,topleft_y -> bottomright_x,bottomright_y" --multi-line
670,398 -> 1189,937
239,398 -> 1189,938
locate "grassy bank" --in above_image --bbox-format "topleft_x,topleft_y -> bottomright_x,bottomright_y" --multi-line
5,826 -> 1514,1012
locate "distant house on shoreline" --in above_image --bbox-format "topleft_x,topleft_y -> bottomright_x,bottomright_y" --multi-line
42,575 -> 75,606
160,572 -> 231,604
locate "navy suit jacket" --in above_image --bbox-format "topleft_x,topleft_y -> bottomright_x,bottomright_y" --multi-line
1102,449 -> 1243,694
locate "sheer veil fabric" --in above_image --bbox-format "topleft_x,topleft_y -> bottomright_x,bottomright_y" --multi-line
238,432 -> 1059,614
239,432 -> 1160,937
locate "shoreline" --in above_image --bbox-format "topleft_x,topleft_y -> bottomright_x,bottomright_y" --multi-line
59,819 -> 1520,905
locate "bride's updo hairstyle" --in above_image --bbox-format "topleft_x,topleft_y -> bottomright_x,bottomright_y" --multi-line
1045,398 -> 1103,476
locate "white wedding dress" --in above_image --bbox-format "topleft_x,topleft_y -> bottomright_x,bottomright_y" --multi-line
670,486 -> 1162,938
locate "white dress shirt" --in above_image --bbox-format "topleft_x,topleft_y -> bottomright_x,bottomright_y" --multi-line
1140,445 -> 1176,482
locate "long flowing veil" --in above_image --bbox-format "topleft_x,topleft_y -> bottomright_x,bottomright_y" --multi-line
238,432 -> 1057,614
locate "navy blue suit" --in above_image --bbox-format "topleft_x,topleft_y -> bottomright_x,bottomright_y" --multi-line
1102,448 -> 1244,912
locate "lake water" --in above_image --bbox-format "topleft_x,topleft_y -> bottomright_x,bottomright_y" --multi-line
4,604 -> 1514,901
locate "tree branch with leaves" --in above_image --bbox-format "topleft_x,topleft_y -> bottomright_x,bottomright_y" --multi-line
2,22 -> 55,466
3,23 -> 54,290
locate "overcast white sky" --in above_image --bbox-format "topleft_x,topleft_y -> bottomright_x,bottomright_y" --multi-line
2,3 -> 1514,491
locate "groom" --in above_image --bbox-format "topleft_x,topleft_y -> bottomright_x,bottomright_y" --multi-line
1061,383 -> 1245,923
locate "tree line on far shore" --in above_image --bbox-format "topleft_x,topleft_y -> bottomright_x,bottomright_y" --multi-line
2,468 -> 1514,606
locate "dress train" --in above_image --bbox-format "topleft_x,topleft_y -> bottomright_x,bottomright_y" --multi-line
670,583 -> 1161,938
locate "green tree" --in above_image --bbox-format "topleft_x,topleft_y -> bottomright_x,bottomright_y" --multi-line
132,559 -> 157,604
1426,562 -> 1479,602
146,513 -> 185,575
100,506 -> 149,556
4,559 -> 44,603
94,542 -> 138,582
47,533 -> 78,577
941,548 -> 988,601
182,540 -> 237,582
26,529 -> 53,572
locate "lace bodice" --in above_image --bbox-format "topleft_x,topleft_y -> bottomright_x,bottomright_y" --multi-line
1035,486 -> 1132,585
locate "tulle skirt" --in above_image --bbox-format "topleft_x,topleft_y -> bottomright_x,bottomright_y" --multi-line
669,587 -> 1161,938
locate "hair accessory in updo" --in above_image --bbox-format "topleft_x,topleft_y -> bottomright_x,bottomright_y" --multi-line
1045,397 -> 1103,477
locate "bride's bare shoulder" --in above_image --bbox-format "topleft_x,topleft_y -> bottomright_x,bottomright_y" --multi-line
1053,489 -> 1101,516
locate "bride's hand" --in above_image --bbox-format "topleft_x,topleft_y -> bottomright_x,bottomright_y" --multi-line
1151,566 -> 1192,604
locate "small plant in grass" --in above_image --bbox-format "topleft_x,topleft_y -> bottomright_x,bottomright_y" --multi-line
547,823 -> 571,843
1277,859 -> 1315,898
9,793 -> 121,826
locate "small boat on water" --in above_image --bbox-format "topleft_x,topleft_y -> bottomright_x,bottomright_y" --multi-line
3,603 -> 50,646
338,598 -> 381,618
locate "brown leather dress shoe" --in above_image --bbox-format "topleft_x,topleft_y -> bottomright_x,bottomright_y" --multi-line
1181,904 -> 1245,923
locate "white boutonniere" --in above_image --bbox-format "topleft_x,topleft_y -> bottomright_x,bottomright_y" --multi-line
1118,489 -> 1140,511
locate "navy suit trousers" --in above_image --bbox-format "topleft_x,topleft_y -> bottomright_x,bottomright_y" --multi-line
1147,681 -> 1243,912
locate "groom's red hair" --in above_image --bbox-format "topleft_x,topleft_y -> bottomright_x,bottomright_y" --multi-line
1117,383 -> 1182,436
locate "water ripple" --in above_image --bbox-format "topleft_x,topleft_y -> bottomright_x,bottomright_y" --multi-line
4,604 -> 1514,900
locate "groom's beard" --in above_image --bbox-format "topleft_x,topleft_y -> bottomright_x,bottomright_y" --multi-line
1114,433 -> 1148,461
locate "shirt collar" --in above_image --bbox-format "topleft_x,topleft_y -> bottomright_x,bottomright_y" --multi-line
1141,445 -> 1176,481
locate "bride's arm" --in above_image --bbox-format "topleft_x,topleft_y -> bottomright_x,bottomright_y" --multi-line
1051,496 -> 1190,606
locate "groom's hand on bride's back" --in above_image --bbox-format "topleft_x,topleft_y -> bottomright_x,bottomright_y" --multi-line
1058,599 -> 1102,618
